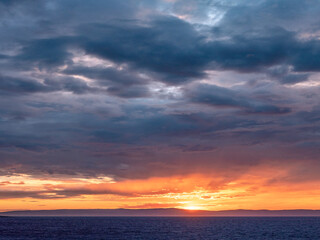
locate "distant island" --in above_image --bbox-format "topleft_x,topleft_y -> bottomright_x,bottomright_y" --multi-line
1,208 -> 320,217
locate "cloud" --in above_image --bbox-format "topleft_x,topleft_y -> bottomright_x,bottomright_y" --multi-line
0,0 -> 319,201
63,65 -> 151,97
2,0 -> 320,87
16,37 -> 73,69
0,75 -> 48,94
267,65 -> 310,84
186,83 -> 291,114
77,17 -> 206,84
0,74 -> 94,95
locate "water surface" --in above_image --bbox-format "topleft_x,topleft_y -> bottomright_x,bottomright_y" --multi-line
0,217 -> 319,239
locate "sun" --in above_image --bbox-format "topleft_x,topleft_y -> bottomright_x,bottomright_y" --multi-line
182,205 -> 202,211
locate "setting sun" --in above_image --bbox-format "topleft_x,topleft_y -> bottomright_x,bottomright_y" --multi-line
182,205 -> 203,211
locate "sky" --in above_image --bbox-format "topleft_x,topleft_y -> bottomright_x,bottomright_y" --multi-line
0,0 -> 319,212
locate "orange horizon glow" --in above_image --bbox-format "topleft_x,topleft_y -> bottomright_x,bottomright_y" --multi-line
1,163 -> 320,212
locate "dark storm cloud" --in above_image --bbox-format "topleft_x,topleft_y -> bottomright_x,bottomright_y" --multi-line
0,0 -> 319,184
63,66 -> 151,97
207,27 -> 294,72
63,66 -> 147,86
219,0 -> 320,32
106,85 -> 150,98
186,84 -> 291,114
0,74 -> 93,95
291,41 -> 320,72
0,75 -> 47,94
43,76 -> 95,94
70,16 -> 320,84
207,0 -> 320,74
75,19 -> 300,82
78,17 -> 207,84
266,66 -> 310,85
2,0 -> 320,84
17,37 -> 73,69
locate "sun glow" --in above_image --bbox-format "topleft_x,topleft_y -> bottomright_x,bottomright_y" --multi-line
181,203 -> 204,211
1,170 -> 320,212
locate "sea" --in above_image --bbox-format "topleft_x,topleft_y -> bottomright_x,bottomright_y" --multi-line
0,217 -> 319,239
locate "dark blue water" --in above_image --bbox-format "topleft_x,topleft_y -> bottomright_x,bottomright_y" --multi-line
0,217 -> 319,239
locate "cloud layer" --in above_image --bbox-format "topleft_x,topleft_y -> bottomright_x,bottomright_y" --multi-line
0,0 -> 319,209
